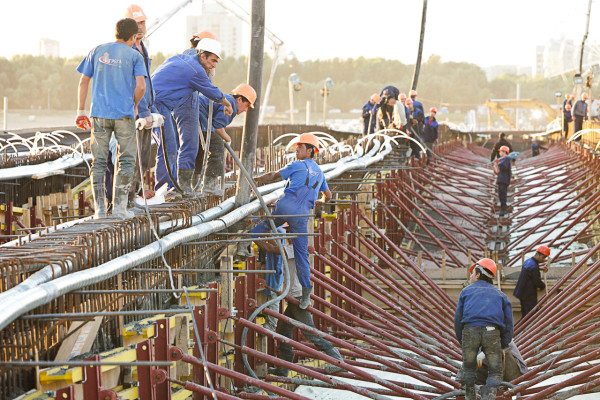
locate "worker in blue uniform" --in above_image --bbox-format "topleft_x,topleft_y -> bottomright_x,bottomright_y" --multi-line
422,107 -> 439,163
195,83 -> 256,196
513,245 -> 550,318
250,133 -> 332,310
152,38 -> 232,195
493,145 -> 511,216
409,89 -> 425,135
361,93 -> 380,134
455,258 -> 514,400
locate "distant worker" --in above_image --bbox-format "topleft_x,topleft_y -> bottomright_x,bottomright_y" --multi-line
572,92 -> 588,141
409,89 -> 425,134
362,93 -> 380,134
376,86 -> 400,131
563,103 -> 573,139
490,132 -> 512,161
422,107 -> 439,163
493,145 -> 511,216
196,83 -> 256,196
152,38 -> 232,195
75,18 -> 146,219
531,139 -> 547,157
250,133 -> 331,310
404,98 -> 422,160
264,239 -> 343,377
513,245 -> 550,318
455,258 -> 514,400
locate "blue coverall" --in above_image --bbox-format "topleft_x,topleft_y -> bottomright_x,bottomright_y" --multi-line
513,257 -> 545,317
251,159 -> 328,289
152,53 -> 224,189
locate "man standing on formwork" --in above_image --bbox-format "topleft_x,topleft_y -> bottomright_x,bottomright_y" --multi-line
195,83 -> 256,196
513,245 -> 550,318
152,38 -> 232,195
455,258 -> 514,400
493,145 -> 511,216
248,133 -> 331,310
75,18 -> 146,219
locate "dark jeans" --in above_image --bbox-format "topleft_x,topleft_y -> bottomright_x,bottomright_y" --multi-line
462,325 -> 503,387
573,116 -> 583,141
520,298 -> 537,318
276,303 -> 336,363
497,183 -> 509,209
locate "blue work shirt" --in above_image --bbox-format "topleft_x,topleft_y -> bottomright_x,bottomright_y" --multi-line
513,257 -> 545,301
422,116 -> 439,142
77,42 -> 146,120
455,280 -> 514,348
362,101 -> 377,133
152,53 -> 224,110
412,99 -> 425,120
133,41 -> 155,118
198,93 -> 237,132
496,157 -> 512,185
279,158 -> 328,209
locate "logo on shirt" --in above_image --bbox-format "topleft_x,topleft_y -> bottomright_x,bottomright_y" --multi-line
98,52 -> 122,66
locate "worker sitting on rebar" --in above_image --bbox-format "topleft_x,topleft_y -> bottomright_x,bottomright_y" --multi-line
247,132 -> 331,310
513,245 -> 550,318
151,38 -> 232,196
455,258 -> 514,400
194,83 -> 256,197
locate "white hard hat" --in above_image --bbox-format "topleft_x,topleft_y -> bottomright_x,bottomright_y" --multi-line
197,38 -> 222,59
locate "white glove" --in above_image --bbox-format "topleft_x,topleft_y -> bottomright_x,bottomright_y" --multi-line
150,113 -> 165,128
476,351 -> 485,368
135,117 -> 147,130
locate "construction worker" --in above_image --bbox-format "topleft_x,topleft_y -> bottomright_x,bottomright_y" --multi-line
404,98 -> 422,159
104,4 -> 157,208
250,133 -> 331,310
409,89 -> 425,134
493,145 -> 511,216
513,245 -> 550,318
572,93 -> 588,141
362,93 -> 380,134
152,38 -> 233,195
75,18 -> 146,219
531,139 -> 547,157
490,132 -> 512,161
455,258 -> 514,400
196,83 -> 256,196
376,86 -> 399,131
422,107 -> 439,163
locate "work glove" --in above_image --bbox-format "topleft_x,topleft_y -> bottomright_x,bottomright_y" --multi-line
75,110 -> 91,130
150,113 -> 165,128
135,117 -> 147,131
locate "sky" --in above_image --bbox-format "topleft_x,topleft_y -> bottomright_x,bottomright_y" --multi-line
0,0 -> 597,67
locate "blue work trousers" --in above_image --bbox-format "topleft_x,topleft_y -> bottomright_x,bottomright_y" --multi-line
155,94 -> 199,189
251,194 -> 311,288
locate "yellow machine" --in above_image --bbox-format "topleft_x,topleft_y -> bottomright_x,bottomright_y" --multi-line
485,99 -> 558,129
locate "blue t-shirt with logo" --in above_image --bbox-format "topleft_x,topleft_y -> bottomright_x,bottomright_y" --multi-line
77,42 -> 146,120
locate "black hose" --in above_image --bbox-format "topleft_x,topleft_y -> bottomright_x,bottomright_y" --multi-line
160,125 -> 183,194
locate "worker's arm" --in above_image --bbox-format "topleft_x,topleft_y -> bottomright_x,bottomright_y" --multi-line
255,171 -> 281,185
532,267 -> 545,290
320,189 -> 332,203
454,295 -> 464,343
215,127 -> 232,143
501,296 -> 514,348
133,76 -> 146,118
77,75 -> 91,112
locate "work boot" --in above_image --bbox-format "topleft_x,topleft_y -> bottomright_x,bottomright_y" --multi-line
112,175 -> 135,219
464,384 -> 476,400
299,286 -> 312,309
177,169 -> 195,196
480,386 -> 497,400
267,366 -> 289,377
91,181 -> 107,219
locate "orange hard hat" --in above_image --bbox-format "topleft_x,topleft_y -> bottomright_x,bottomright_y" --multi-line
192,30 -> 217,41
430,107 -> 438,113
296,133 -> 320,153
409,89 -> 418,97
370,93 -> 381,103
231,83 -> 257,108
125,4 -> 146,22
536,245 -> 551,257
499,145 -> 510,153
469,258 -> 497,278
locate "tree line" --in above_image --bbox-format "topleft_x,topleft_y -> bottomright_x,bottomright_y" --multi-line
0,53 -> 572,113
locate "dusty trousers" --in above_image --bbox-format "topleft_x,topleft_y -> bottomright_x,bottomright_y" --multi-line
461,325 -> 503,388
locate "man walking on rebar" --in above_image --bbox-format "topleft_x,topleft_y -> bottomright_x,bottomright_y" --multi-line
455,258 -> 514,400
248,133 -> 331,310
513,245 -> 550,318
493,145 -> 511,216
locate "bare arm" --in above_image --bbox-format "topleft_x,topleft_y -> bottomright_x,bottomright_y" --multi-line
77,75 -> 91,111
255,171 -> 281,185
134,76 -> 146,116
215,127 -> 231,143
321,189 -> 332,203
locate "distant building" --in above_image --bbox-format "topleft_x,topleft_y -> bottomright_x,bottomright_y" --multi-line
185,2 -> 244,59
39,38 -> 59,57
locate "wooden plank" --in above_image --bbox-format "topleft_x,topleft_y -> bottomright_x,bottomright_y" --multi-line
54,317 -> 103,362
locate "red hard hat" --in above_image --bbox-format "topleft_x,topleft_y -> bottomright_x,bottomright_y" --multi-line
430,107 -> 438,113
499,145 -> 510,153
536,245 -> 551,257
469,258 -> 497,278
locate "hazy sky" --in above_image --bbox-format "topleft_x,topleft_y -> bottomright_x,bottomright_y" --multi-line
0,0 -> 597,67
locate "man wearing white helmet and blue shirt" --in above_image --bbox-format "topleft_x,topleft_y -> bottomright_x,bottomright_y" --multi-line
152,38 -> 233,196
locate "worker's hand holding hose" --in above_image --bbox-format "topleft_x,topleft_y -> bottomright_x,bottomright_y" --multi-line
221,96 -> 234,116
75,110 -> 92,130
136,113 -> 166,130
